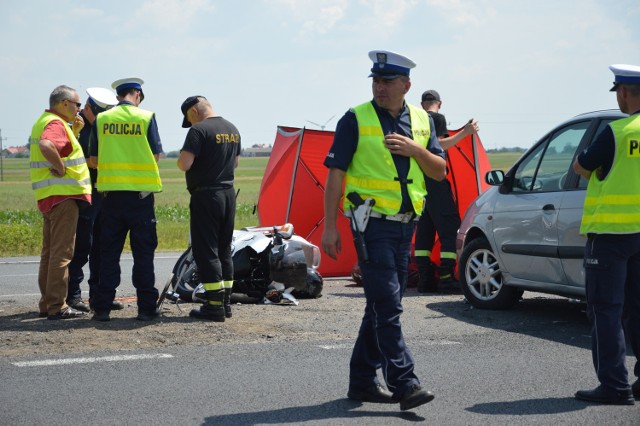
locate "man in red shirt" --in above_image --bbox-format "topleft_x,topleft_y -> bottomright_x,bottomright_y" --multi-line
30,85 -> 92,320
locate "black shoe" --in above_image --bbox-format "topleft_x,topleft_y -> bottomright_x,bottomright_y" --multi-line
399,384 -> 435,411
68,298 -> 90,313
347,384 -> 394,404
111,300 -> 125,310
631,379 -> 639,400
92,311 -> 111,322
136,309 -> 160,321
575,385 -> 634,405
189,304 -> 225,322
47,307 -> 85,320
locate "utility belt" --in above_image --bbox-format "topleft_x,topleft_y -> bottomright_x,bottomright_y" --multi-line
369,211 -> 417,224
189,185 -> 232,194
102,190 -> 153,199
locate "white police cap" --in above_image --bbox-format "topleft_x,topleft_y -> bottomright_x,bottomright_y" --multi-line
368,50 -> 416,79
86,87 -> 118,110
609,64 -> 640,91
111,77 -> 144,93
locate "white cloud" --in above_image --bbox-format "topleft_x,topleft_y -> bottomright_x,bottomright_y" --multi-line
132,0 -> 215,31
426,0 -> 494,26
300,4 -> 346,35
268,0 -> 349,36
359,0 -> 419,30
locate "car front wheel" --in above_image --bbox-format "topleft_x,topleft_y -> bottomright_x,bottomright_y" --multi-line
459,237 -> 522,309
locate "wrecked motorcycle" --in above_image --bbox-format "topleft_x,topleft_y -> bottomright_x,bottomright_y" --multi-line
157,224 -> 323,309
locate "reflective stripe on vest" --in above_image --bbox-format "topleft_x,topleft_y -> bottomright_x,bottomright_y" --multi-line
581,114 -> 640,234
344,102 -> 430,215
96,104 -> 162,192
29,112 -> 91,201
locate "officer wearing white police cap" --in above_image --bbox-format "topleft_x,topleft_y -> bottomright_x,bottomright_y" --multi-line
111,77 -> 145,97
609,63 -> 640,91
86,87 -> 117,112
89,76 -> 163,322
368,50 -> 416,79
322,50 -> 445,411
573,64 -> 640,405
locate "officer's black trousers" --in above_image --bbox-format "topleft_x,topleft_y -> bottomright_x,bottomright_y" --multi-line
584,233 -> 640,391
93,191 -> 159,314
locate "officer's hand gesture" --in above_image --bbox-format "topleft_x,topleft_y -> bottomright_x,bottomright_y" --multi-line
71,114 -> 84,138
384,132 -> 419,157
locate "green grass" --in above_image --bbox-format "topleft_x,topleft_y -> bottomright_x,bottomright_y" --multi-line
0,153 -> 517,256
0,157 -> 268,256
487,152 -> 523,171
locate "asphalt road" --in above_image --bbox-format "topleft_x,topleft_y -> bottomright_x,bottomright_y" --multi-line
0,254 -> 638,425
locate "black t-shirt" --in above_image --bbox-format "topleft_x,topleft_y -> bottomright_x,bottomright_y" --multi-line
181,116 -> 241,192
427,111 -> 449,138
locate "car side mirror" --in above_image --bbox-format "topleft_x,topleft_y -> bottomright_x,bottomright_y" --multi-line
485,170 -> 504,186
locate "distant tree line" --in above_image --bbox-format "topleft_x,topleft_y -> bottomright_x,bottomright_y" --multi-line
486,147 -> 527,153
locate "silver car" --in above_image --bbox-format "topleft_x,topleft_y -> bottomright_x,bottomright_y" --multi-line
456,109 -> 627,309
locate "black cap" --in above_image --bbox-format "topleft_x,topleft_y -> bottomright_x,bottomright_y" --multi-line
181,96 -> 205,128
421,90 -> 441,102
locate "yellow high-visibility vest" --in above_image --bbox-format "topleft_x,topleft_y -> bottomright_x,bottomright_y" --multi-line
29,112 -> 91,201
581,114 -> 640,234
344,101 -> 430,215
96,104 -> 162,192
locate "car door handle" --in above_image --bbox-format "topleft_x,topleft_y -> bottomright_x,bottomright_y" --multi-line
542,204 -> 555,211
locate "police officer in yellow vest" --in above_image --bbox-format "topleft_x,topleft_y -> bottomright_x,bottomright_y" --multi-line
573,64 -> 640,405
322,50 -> 446,411
89,77 -> 163,322
30,85 -> 92,320
66,87 -> 121,314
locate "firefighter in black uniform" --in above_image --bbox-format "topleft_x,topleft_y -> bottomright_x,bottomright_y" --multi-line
177,96 -> 241,322
573,63 -> 640,405
414,90 -> 478,292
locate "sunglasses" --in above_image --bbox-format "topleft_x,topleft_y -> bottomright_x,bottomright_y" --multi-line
66,99 -> 82,108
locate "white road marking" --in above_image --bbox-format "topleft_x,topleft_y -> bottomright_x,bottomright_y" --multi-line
12,353 -> 173,367
318,344 -> 351,350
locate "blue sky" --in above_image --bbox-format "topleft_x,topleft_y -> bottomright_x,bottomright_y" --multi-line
1,0 -> 639,152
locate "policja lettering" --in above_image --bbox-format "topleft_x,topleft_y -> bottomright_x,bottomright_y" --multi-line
103,122 -> 143,136
629,139 -> 640,156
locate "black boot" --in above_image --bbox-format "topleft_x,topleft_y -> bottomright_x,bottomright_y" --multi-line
438,259 -> 456,288
190,289 -> 225,322
416,257 -> 437,293
223,288 -> 232,318
189,304 -> 225,321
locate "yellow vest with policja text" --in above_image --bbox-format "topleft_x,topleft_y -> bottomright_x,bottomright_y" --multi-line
95,104 -> 162,192
344,101 -> 430,216
581,114 -> 640,234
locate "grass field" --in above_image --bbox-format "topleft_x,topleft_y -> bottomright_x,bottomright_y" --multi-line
0,152 -> 520,256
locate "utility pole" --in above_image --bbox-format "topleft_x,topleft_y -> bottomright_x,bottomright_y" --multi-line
0,128 -> 4,182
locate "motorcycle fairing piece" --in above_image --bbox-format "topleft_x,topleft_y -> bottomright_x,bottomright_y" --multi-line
158,225 -> 323,309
